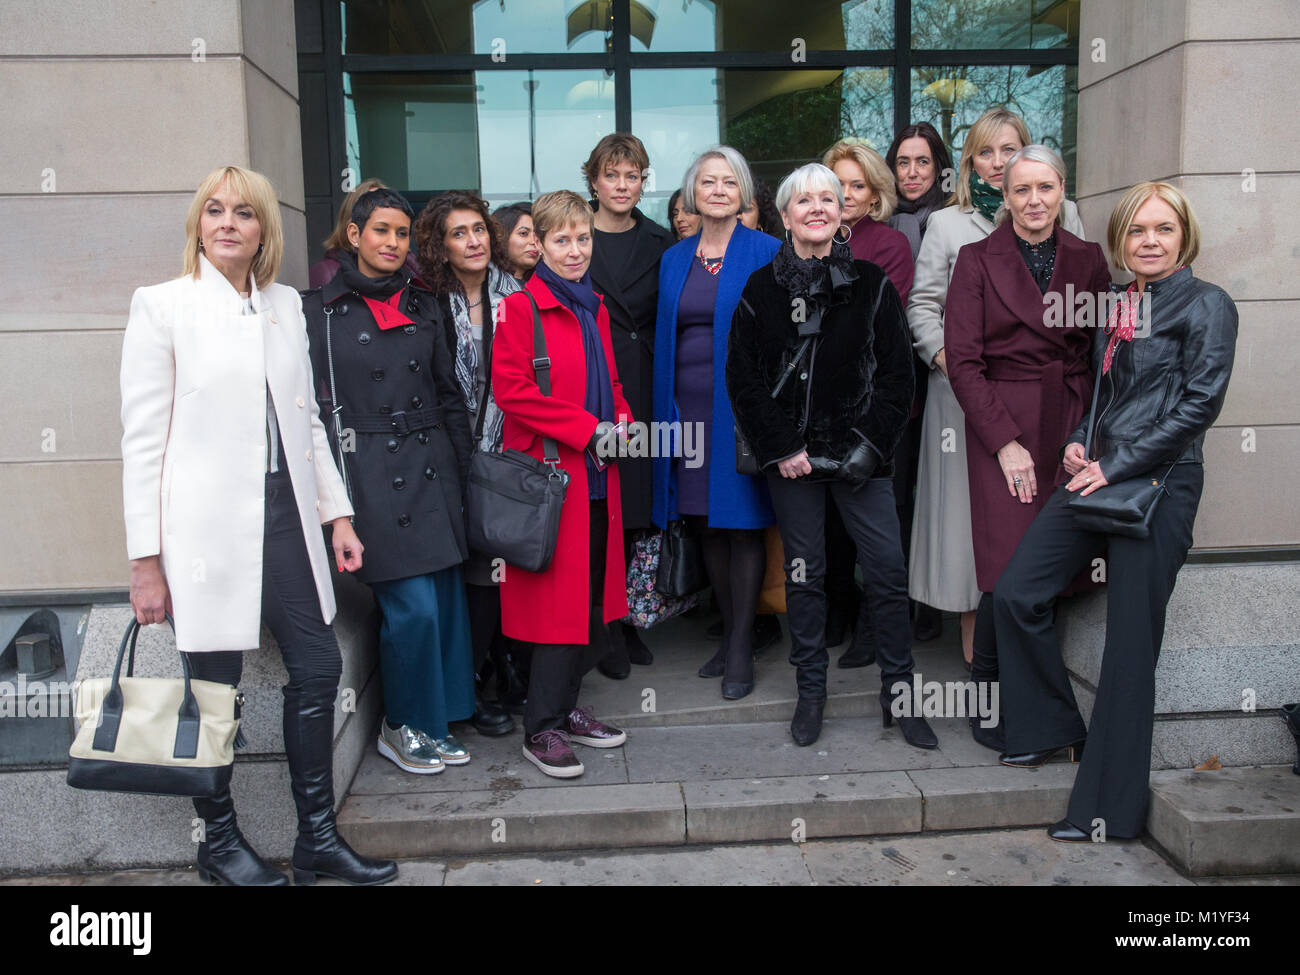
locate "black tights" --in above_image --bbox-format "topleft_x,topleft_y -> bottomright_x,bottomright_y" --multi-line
689,516 -> 765,683
971,591 -> 997,684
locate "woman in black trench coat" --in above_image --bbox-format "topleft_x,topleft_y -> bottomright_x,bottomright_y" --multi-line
302,188 -> 477,776
584,133 -> 674,677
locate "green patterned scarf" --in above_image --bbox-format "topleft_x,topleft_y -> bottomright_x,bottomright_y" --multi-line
968,170 -> 1003,222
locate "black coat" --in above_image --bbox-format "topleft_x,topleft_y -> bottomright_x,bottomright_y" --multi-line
726,257 -> 913,474
302,272 -> 472,584
589,208 -> 674,530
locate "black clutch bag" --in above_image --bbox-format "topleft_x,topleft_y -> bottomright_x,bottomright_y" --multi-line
655,519 -> 707,597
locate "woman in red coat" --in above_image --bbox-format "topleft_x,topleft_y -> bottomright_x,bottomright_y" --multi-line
946,145 -> 1110,749
493,190 -> 632,778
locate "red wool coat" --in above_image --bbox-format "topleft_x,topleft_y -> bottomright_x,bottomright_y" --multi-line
492,274 -> 632,645
945,221 -> 1110,592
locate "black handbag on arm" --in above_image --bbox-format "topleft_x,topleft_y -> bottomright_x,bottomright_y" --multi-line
465,291 -> 570,572
1066,353 -> 1177,539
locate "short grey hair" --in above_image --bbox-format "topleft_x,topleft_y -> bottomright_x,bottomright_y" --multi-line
775,163 -> 844,217
681,146 -> 755,216
996,143 -> 1068,226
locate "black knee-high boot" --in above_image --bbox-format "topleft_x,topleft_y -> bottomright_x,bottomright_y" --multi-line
192,790 -> 288,885
284,677 -> 398,886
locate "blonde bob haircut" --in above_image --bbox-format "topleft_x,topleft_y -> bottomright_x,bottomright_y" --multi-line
821,140 -> 896,222
531,189 -> 595,241
680,146 -> 755,216
775,163 -> 844,216
183,166 -> 283,289
993,144 -> 1067,228
323,177 -> 388,251
1106,181 -> 1201,273
953,107 -> 1032,210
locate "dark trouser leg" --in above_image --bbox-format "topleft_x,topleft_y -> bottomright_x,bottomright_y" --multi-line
971,592 -> 997,683
766,475 -> 829,699
824,502 -> 861,644
993,486 -> 1104,755
827,478 -> 913,702
1065,464 -> 1202,838
466,582 -> 500,677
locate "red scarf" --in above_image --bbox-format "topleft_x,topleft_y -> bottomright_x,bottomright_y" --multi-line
1102,283 -> 1138,375
362,291 -> 415,331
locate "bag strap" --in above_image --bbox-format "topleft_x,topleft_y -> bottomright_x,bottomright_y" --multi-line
92,614 -> 202,760
472,281 -> 494,444
322,305 -> 353,507
522,291 -> 562,468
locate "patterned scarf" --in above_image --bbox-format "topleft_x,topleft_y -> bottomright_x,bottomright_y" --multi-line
968,170 -> 1004,223
447,264 -> 520,451
1102,282 -> 1139,374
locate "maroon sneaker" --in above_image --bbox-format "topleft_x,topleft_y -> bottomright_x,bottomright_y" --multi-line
565,706 -> 627,748
522,730 -> 584,778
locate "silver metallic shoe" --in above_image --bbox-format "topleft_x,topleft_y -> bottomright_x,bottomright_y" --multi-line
431,734 -> 471,766
377,720 -> 445,775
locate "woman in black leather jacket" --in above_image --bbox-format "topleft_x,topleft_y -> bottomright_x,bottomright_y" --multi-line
992,181 -> 1238,842
727,162 -> 937,752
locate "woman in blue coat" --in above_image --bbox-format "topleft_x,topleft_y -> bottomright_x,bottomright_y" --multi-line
652,146 -> 781,700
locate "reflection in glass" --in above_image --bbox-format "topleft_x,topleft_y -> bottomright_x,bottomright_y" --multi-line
632,67 -> 893,227
637,0 -> 893,53
341,0 -> 611,56
344,70 -> 615,200
909,64 -> 1077,194
911,0 -> 1080,50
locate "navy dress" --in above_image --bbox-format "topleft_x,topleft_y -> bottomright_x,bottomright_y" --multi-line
674,258 -> 721,515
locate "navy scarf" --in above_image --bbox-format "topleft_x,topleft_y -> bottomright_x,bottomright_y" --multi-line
535,261 -> 615,498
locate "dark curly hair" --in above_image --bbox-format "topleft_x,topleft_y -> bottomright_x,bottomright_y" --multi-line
413,190 -> 506,297
751,178 -> 782,238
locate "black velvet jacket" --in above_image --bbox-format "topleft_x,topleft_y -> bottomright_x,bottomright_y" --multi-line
726,250 -> 913,474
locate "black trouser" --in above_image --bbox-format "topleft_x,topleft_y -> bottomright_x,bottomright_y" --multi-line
524,499 -> 608,738
186,469 -> 342,689
766,475 -> 916,701
994,463 -> 1203,838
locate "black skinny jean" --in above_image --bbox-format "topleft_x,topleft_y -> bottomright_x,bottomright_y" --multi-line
523,498 -> 608,738
766,474 -> 916,702
994,463 -> 1203,838
185,469 -> 342,690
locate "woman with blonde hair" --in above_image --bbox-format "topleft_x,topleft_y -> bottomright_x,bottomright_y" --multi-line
906,107 -> 1086,681
122,165 -> 396,884
994,182 -> 1236,841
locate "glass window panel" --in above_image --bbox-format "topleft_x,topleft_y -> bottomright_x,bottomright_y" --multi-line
344,69 -> 615,199
911,0 -> 1080,50
635,0 -> 892,53
341,0 -> 610,56
909,63 -> 1077,195
632,66 -> 893,227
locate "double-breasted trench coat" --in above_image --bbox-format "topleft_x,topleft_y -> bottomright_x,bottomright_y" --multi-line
492,274 -> 633,646
945,220 -> 1110,592
650,224 -> 781,530
120,255 -> 353,653
301,270 -> 472,585
588,207 -> 673,531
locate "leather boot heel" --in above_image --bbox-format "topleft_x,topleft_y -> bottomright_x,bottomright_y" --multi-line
292,865 -> 318,885
193,791 -> 288,886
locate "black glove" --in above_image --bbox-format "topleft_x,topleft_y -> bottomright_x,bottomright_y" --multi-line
839,438 -> 881,490
588,420 -> 622,463
805,456 -> 841,478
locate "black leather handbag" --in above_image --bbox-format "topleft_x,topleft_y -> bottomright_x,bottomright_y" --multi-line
466,291 -> 570,573
1066,356 -> 1175,539
655,519 -> 707,597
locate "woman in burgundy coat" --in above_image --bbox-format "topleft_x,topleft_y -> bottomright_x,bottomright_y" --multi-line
946,145 -> 1109,747
493,190 -> 633,779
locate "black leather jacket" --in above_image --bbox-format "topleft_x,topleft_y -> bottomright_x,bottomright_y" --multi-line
1068,267 -> 1237,483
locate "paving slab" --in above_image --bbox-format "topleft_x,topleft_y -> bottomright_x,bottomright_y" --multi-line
337,782 -> 685,858
684,771 -> 921,844
908,764 -> 1079,830
798,829 -> 1195,886
1147,765 -> 1300,876
443,842 -> 813,885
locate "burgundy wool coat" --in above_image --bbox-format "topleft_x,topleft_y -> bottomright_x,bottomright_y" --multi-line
945,221 -> 1110,592
492,274 -> 632,645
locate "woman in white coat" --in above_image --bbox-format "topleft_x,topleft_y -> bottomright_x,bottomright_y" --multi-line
122,165 -> 397,886
907,108 -> 1085,693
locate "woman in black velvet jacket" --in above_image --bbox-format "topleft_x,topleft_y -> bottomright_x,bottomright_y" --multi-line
727,162 -> 936,752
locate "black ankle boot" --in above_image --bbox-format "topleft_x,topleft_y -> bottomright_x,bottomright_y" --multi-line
193,791 -> 288,886
284,678 -> 398,886
968,714 -> 1006,752
1283,703 -> 1300,775
790,697 -> 825,746
623,623 -> 654,665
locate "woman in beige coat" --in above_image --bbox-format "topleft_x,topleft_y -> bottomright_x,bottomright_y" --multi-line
907,108 -> 1085,668
122,165 -> 396,886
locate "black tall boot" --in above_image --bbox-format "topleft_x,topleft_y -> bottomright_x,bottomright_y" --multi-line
192,790 -> 288,886
284,677 -> 398,886
1283,703 -> 1300,775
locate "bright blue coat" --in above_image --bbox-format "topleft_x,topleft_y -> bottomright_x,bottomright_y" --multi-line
651,224 -> 781,530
